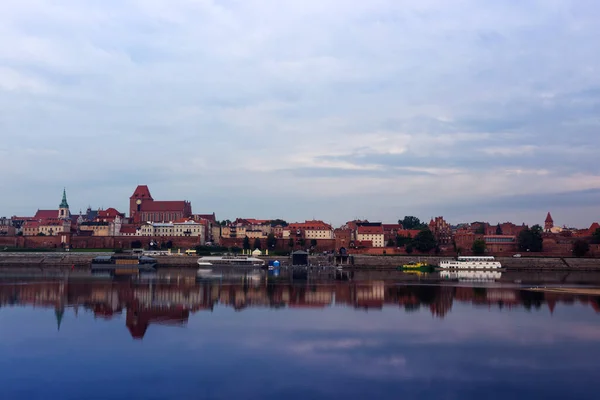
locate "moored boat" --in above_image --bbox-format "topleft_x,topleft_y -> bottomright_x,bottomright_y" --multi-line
196,255 -> 265,267
439,256 -> 502,270
91,254 -> 157,276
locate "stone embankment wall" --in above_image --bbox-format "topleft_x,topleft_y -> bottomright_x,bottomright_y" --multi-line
351,255 -> 600,270
1,253 -> 600,270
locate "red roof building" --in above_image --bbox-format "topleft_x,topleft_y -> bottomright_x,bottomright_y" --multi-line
96,208 -> 125,223
129,185 -> 192,223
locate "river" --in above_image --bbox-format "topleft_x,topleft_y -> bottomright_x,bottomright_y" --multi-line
1,269 -> 599,399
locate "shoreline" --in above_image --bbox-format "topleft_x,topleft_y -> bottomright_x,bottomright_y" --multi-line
527,287 -> 600,296
1,252 -> 600,271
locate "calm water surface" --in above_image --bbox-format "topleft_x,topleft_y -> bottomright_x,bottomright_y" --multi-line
1,271 -> 600,400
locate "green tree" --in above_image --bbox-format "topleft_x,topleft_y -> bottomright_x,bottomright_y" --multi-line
405,243 -> 414,254
310,239 -> 318,248
572,240 -> 590,257
518,225 -> 544,252
37,232 -> 46,236
298,238 -> 306,248
268,219 -> 289,227
288,238 -> 294,249
591,228 -> 600,244
131,240 -> 142,249
399,216 -> 427,230
472,239 -> 486,255
496,224 -> 503,235
396,235 -> 411,247
386,238 -> 395,247
475,224 -> 486,235
243,236 -> 250,250
412,229 -> 437,253
253,238 -> 261,250
267,233 -> 277,248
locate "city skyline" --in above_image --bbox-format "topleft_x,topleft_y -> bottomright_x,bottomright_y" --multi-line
1,1 -> 599,226
2,185 -> 594,229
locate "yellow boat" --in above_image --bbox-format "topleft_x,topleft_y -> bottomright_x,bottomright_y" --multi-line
401,262 -> 429,269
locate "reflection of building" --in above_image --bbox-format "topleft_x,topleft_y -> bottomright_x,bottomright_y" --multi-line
1,276 -> 599,338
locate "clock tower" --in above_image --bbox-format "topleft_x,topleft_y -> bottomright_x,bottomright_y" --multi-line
130,185 -> 154,223
58,188 -> 70,219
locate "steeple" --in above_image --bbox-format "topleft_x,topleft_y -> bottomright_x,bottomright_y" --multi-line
58,188 -> 70,219
60,188 -> 69,208
544,212 -> 554,232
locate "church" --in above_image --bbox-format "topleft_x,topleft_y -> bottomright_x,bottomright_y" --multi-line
22,189 -> 73,236
129,185 -> 192,223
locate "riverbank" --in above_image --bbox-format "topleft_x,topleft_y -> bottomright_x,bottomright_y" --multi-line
1,252 -> 600,270
528,287 -> 600,296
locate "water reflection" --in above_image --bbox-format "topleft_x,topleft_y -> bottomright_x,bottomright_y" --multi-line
1,272 -> 598,339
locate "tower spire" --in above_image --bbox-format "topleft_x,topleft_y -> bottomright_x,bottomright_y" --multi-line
60,188 -> 69,208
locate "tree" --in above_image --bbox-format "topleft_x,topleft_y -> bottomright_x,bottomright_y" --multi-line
405,243 -> 414,254
386,238 -> 395,247
298,238 -> 306,248
310,239 -> 318,248
592,228 -> 600,244
253,238 -> 261,250
165,240 -> 173,249
37,232 -> 46,236
475,225 -> 486,235
472,239 -> 486,255
572,240 -> 590,257
288,238 -> 294,249
218,219 -> 231,226
518,225 -> 543,252
412,229 -> 437,253
496,224 -> 503,235
131,240 -> 142,249
396,235 -> 411,247
267,233 -> 277,248
399,216 -> 427,230
268,219 -> 288,227
243,236 -> 250,250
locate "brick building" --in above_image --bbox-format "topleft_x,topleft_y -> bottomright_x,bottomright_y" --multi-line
129,185 -> 192,224
428,217 -> 453,245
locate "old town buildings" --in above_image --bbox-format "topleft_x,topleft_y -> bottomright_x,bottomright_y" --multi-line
2,187 -> 599,256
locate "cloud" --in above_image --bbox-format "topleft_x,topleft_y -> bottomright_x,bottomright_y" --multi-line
1,0 -> 600,226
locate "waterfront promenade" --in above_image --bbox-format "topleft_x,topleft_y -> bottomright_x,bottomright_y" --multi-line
1,252 -> 600,271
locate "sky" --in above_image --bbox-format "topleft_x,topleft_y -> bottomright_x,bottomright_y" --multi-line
1,0 -> 599,227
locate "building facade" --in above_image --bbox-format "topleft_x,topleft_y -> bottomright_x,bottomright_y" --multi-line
129,185 -> 192,223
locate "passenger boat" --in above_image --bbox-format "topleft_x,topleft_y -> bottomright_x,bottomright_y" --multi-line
196,255 -> 265,267
91,255 -> 157,276
439,256 -> 502,270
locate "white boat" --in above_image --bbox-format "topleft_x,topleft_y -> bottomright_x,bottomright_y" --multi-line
439,256 -> 502,270
196,255 -> 265,267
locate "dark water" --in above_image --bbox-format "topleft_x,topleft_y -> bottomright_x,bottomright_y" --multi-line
1,271 -> 600,400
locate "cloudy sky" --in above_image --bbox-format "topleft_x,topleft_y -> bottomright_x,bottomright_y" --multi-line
1,0 -> 599,227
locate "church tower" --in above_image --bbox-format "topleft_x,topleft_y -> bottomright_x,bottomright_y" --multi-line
544,212 -> 554,232
58,188 -> 70,219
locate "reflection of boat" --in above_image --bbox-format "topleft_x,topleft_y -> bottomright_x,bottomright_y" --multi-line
440,270 -> 502,282
439,256 -> 502,270
91,255 -> 157,276
197,256 -> 265,267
